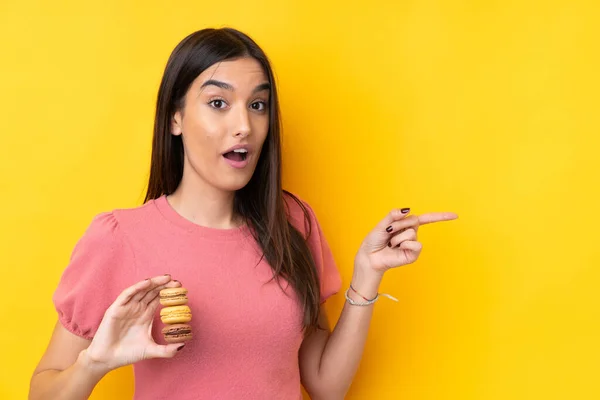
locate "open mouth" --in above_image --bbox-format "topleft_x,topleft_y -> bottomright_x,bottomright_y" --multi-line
223,149 -> 249,162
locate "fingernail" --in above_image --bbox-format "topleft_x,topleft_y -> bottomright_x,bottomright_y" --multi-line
386,226 -> 393,233
174,280 -> 181,284
164,274 -> 171,277
177,345 -> 185,351
401,208 -> 410,214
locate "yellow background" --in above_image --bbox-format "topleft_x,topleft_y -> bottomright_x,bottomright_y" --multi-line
1,1 -> 599,399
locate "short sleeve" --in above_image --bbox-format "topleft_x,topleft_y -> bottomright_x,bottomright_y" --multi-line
284,193 -> 342,304
53,212 -> 135,340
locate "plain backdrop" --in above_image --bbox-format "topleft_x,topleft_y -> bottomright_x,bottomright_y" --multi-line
1,1 -> 599,399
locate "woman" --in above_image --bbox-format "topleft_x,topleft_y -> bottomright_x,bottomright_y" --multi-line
29,28 -> 457,399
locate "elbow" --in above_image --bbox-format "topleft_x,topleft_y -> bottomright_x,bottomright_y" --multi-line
305,380 -> 349,400
307,389 -> 347,400
29,369 -> 57,400
29,372 -> 43,400
29,370 -> 47,400
302,365 -> 354,399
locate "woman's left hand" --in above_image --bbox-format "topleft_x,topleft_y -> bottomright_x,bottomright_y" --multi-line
354,208 -> 458,276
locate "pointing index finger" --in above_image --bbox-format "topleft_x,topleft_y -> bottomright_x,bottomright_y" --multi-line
417,212 -> 459,226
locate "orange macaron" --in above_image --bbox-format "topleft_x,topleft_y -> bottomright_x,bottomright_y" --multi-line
159,287 -> 189,306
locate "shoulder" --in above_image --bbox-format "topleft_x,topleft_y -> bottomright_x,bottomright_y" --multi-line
73,211 -> 121,256
110,199 -> 159,230
73,200 -> 158,256
54,202 -> 157,339
84,199 -> 158,238
283,190 -> 312,217
282,191 -> 320,237
58,202 -> 157,291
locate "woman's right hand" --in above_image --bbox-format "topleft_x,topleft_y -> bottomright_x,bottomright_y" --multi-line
80,275 -> 183,374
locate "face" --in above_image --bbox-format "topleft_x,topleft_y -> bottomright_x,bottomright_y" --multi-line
171,57 -> 270,193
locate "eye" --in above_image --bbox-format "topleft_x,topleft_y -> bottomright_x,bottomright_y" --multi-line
250,101 -> 268,111
208,99 -> 228,109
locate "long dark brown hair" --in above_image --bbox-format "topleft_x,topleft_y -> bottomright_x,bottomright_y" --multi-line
144,28 -> 321,333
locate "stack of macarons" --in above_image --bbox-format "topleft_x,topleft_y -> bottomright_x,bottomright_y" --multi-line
159,287 -> 193,344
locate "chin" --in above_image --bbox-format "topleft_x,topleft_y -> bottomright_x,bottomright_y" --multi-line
218,174 -> 255,192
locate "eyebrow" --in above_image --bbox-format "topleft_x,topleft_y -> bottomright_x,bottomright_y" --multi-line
200,80 -> 270,94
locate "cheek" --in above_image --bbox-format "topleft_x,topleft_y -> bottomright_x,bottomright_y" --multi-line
181,112 -> 223,163
185,106 -> 222,137
253,116 -> 270,142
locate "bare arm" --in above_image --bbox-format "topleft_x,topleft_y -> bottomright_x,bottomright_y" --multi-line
29,323 -> 106,400
299,272 -> 381,400
29,275 -> 185,400
300,209 -> 458,399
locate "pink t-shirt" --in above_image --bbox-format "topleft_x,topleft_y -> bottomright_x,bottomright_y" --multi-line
53,193 -> 342,400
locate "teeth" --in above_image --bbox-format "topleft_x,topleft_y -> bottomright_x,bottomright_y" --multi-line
233,149 -> 248,153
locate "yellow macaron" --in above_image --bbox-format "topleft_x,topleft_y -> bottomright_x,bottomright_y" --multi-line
160,305 -> 192,324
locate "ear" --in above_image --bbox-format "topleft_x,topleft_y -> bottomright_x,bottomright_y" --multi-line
171,110 -> 183,136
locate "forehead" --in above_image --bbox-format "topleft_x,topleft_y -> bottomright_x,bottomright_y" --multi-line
196,57 -> 267,88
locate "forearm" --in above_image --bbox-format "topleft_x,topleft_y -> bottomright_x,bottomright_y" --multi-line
29,350 -> 108,400
317,267 -> 384,397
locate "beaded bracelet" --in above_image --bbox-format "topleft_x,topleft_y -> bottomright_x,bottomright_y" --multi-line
345,284 -> 399,306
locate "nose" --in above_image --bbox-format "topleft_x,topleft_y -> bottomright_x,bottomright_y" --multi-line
233,106 -> 251,139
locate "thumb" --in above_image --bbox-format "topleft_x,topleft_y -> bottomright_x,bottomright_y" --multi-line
145,343 -> 186,359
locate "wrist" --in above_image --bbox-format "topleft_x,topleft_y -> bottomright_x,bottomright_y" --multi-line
77,349 -> 112,379
351,265 -> 384,300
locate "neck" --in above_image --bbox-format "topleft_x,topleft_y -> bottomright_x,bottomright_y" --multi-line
166,165 -> 240,230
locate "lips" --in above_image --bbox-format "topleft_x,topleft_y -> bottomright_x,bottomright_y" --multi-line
223,143 -> 251,153
222,144 -> 252,169
223,149 -> 248,162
